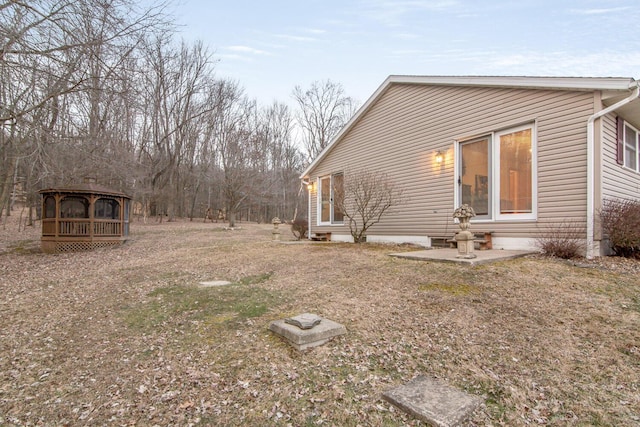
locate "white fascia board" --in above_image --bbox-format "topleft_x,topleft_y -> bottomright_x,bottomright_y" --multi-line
388,75 -> 637,92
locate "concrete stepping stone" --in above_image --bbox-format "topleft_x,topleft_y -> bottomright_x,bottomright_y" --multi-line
382,375 -> 483,427
284,313 -> 322,329
269,313 -> 346,351
199,280 -> 232,287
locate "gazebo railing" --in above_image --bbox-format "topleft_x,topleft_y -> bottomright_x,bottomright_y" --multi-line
42,218 -> 121,237
93,219 -> 121,236
59,219 -> 91,236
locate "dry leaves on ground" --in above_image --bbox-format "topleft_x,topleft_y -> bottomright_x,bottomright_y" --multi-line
1,215 -> 639,426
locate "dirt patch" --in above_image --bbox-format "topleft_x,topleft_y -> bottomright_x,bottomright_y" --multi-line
1,215 -> 639,426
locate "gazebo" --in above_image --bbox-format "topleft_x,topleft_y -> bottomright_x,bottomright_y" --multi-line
39,181 -> 131,253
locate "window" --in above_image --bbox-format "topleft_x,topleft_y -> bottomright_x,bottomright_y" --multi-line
318,173 -> 344,224
333,173 -> 344,222
94,198 -> 120,219
44,196 -> 56,219
460,137 -> 490,218
624,122 -> 639,171
458,124 -> 536,221
60,196 -> 89,218
498,127 -> 533,216
124,199 -> 130,236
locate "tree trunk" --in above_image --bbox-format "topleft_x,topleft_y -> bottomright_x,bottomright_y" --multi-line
291,184 -> 304,222
27,204 -> 34,227
0,154 -> 17,222
188,178 -> 201,221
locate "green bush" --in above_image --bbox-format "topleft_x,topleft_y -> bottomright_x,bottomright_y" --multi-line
600,198 -> 640,258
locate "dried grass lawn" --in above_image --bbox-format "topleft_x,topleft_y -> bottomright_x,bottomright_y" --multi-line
1,216 -> 639,426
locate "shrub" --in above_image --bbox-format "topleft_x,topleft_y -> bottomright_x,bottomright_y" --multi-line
332,169 -> 405,243
291,218 -> 308,240
536,220 -> 585,259
600,198 -> 640,258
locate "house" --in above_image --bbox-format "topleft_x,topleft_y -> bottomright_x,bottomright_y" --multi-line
300,76 -> 640,258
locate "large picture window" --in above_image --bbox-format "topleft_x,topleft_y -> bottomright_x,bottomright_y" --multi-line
498,127 -> 533,216
318,173 -> 344,224
458,124 -> 536,221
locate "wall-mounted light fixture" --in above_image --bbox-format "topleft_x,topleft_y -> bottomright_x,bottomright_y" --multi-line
435,150 -> 444,164
302,180 -> 313,191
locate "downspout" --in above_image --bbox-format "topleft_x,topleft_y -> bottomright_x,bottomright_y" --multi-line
307,181 -> 312,240
586,81 -> 640,258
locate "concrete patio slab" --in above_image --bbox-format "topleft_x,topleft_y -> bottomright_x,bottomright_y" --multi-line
389,248 -> 536,265
382,375 -> 483,427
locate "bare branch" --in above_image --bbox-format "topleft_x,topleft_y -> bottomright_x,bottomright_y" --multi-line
333,169 -> 405,243
292,79 -> 358,162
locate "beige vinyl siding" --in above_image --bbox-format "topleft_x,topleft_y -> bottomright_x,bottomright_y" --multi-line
309,83 -> 596,240
601,113 -> 640,200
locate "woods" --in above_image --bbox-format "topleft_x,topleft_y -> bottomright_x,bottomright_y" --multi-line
0,0 -> 355,226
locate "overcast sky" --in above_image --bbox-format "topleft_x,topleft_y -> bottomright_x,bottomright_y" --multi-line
172,0 -> 640,106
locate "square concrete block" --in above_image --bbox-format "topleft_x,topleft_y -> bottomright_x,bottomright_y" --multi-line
269,314 -> 346,350
382,375 -> 483,427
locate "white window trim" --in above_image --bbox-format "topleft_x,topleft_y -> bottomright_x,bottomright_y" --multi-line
454,123 -> 537,222
623,121 -> 640,173
317,174 -> 344,226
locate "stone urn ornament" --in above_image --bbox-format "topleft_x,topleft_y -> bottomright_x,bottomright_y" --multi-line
453,204 -> 476,259
272,217 -> 282,241
453,204 -> 475,231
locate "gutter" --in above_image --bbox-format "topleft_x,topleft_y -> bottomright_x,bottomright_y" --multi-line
586,80 -> 640,258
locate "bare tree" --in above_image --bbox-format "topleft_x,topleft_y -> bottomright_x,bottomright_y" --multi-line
136,36 -> 215,220
292,79 -> 358,162
333,169 -> 404,243
206,79 -> 253,227
250,101 -> 303,222
0,0 -> 168,222
0,0 -> 308,227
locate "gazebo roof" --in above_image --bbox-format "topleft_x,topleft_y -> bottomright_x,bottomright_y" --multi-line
39,183 -> 130,199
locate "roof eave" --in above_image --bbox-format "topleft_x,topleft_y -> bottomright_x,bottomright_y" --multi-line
300,75 -> 638,179
39,185 -> 131,199
387,75 -> 637,92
